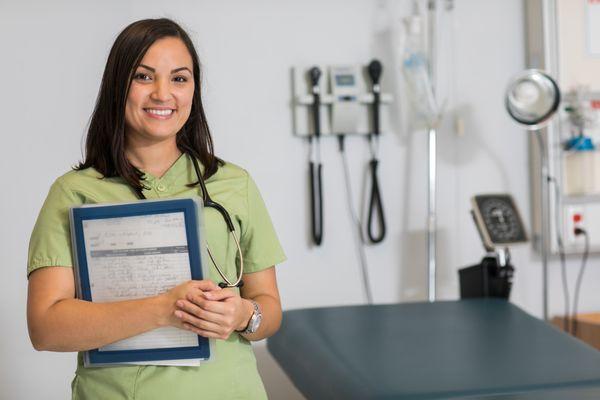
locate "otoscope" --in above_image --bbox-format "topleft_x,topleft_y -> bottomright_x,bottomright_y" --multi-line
365,59 -> 387,243
308,66 -> 324,246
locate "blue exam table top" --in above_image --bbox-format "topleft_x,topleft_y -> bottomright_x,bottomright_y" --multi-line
267,299 -> 600,399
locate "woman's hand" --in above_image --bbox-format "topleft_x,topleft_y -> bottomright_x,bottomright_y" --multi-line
174,289 -> 254,340
158,280 -> 221,329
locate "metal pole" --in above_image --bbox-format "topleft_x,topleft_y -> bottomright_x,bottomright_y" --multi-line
428,127 -> 437,302
427,0 -> 437,302
541,0 -> 558,322
535,130 -> 549,320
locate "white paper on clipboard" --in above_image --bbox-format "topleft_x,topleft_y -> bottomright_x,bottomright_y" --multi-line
72,198 -> 214,367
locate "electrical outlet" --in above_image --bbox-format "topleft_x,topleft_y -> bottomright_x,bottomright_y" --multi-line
565,206 -> 584,244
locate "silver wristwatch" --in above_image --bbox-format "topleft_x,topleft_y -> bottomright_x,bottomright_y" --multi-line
240,300 -> 262,334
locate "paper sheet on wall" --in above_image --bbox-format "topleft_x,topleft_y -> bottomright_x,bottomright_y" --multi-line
82,212 -> 200,366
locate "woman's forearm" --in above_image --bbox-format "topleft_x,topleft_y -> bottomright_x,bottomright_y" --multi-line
30,295 -> 167,352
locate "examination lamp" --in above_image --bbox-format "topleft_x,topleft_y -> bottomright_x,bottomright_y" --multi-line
505,69 -> 560,320
505,70 -> 560,128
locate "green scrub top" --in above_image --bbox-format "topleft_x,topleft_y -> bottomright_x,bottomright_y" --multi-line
27,153 -> 286,400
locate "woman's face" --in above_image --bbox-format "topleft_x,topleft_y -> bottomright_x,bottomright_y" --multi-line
125,37 -> 195,144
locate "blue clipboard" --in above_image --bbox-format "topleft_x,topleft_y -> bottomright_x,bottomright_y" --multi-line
69,198 -> 210,365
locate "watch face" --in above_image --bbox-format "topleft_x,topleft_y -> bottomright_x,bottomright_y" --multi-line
473,195 -> 527,245
246,314 -> 262,333
245,301 -> 262,334
253,314 -> 262,330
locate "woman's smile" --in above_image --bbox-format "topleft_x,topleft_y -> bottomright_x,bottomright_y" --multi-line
144,107 -> 176,119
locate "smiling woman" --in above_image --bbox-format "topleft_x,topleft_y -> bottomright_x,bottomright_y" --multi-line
73,18 -> 219,195
124,37 -> 195,162
26,18 -> 286,400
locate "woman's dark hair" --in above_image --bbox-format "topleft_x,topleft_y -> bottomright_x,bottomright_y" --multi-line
75,18 -> 220,196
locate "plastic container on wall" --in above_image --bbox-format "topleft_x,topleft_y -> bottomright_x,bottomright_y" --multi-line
563,149 -> 600,196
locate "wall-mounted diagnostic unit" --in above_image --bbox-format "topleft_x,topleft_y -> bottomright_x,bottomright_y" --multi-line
291,61 -> 393,307
329,65 -> 361,134
291,63 -> 393,137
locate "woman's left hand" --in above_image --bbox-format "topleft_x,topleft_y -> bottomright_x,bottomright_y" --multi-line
174,288 -> 252,340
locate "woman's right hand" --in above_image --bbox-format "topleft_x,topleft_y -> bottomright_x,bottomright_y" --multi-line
158,280 -> 221,328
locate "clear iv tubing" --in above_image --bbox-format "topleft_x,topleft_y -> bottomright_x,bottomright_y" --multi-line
338,135 -> 373,304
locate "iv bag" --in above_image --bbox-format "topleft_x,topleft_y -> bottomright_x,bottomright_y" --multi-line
401,16 -> 439,127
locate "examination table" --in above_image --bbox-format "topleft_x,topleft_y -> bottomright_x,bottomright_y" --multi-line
267,299 -> 600,399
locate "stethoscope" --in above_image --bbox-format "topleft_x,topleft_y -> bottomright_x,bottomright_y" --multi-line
134,152 -> 244,288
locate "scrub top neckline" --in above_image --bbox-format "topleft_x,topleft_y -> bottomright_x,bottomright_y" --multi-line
139,152 -> 210,195
140,152 -> 185,182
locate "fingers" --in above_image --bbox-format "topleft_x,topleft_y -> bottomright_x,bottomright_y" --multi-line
175,308 -> 234,340
163,280 -> 224,330
175,309 -> 222,331
188,280 -> 220,292
186,292 -> 237,315
176,299 -> 223,323
175,294 -> 243,340
203,289 -> 237,301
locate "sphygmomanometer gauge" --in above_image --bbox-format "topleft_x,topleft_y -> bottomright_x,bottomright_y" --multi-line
471,194 -> 527,251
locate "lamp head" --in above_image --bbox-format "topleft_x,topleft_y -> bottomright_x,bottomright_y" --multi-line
505,69 -> 560,130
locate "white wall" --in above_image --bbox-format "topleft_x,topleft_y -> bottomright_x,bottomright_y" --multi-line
3,0 -> 600,399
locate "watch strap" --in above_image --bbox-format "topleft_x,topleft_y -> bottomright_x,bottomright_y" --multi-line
238,300 -> 261,334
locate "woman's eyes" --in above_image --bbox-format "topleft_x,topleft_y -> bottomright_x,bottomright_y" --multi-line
133,72 -> 151,81
133,72 -> 188,83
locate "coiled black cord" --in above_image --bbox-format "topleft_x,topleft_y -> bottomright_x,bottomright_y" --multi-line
572,228 -> 589,336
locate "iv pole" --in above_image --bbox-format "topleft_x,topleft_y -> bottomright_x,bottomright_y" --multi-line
425,0 -> 453,302
427,0 -> 437,302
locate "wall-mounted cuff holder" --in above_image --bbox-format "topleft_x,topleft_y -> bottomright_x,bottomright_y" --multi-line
291,64 -> 393,137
